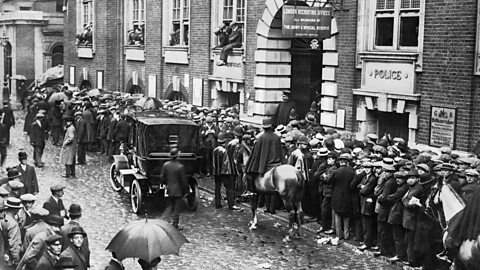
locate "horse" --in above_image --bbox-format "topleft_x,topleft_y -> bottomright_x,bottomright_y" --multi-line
245,164 -> 305,242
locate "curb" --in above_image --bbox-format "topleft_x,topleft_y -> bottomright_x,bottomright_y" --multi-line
198,184 -> 414,269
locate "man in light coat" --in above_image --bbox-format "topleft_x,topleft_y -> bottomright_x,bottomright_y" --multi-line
2,197 -> 23,269
60,117 -> 77,178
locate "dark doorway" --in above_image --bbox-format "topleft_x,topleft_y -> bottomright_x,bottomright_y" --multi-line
51,44 -> 64,67
168,91 -> 186,101
79,80 -> 92,90
128,85 -> 142,94
290,39 -> 322,118
376,111 -> 409,142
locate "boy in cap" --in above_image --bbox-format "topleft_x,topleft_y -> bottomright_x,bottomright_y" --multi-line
36,234 -> 63,269
29,112 -> 47,167
43,184 -> 68,219
358,161 -> 378,251
16,151 -> 39,195
18,194 -> 36,238
319,151 -> 337,234
387,171 -> 409,263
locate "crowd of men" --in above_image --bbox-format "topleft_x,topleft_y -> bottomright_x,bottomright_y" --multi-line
10,85 -> 480,269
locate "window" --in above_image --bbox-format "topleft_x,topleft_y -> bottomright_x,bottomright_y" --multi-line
214,0 -> 245,47
374,0 -> 420,49
169,0 -> 189,46
76,0 -> 94,47
127,0 -> 145,45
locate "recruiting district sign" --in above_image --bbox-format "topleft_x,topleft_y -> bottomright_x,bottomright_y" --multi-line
429,106 -> 457,148
282,6 -> 332,39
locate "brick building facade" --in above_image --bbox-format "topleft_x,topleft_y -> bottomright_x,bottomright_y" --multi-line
63,0 -> 480,152
0,0 -> 64,105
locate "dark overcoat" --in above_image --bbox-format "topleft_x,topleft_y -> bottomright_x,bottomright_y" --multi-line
114,119 -> 130,143
76,118 -> 88,144
36,250 -> 57,270
60,244 -> 89,270
29,121 -> 46,147
160,159 -> 188,197
377,175 -> 398,222
272,100 -> 296,127
245,130 -> 282,175
402,183 -> 423,231
330,165 -> 355,216
387,182 -> 409,225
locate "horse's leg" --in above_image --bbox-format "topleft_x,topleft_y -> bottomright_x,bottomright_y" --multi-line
297,201 -> 304,238
283,199 -> 293,242
249,193 -> 258,230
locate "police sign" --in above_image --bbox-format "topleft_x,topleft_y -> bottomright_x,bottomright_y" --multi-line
282,6 -> 332,39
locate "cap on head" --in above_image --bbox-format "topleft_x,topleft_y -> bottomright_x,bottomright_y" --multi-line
45,215 -> 64,227
45,234 -> 63,245
8,180 -> 24,190
170,148 -> 179,158
20,193 -> 37,202
261,117 -> 272,129
50,183 -> 66,193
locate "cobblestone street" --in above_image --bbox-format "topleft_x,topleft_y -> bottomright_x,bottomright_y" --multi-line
8,111 -> 403,270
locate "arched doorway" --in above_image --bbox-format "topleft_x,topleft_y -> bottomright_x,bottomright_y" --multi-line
79,80 -> 92,90
125,78 -> 144,95
164,83 -> 188,101
51,44 -> 64,67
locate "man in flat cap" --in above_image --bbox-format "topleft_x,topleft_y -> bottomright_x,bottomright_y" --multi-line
29,112 -> 47,167
1,197 -> 23,268
19,214 -> 64,270
43,184 -> 68,219
16,151 -> 38,195
36,234 -> 63,270
18,194 -> 36,239
23,207 -> 50,249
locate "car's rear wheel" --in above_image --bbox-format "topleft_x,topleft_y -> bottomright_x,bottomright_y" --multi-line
186,182 -> 199,211
131,180 -> 144,214
109,164 -> 122,192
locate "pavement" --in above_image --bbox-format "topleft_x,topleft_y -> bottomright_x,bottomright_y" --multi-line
7,110 -> 409,269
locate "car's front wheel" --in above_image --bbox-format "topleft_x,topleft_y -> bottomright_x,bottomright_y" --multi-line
109,164 -> 123,192
131,179 -> 144,214
186,182 -> 199,211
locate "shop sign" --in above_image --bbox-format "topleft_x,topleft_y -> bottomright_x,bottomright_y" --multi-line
282,6 -> 332,39
429,106 -> 457,149
362,61 -> 415,95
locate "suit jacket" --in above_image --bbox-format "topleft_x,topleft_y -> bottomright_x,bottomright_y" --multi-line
402,183 -> 423,230
376,175 -> 398,222
212,145 -> 233,175
29,121 -> 46,147
35,250 -> 57,270
60,221 -> 90,262
2,107 -> 14,127
358,173 -> 378,216
330,165 -> 355,216
43,196 -> 66,218
76,118 -> 88,144
60,244 -> 89,270
107,117 -> 117,141
160,159 -> 188,197
114,119 -> 130,143
16,164 -> 39,195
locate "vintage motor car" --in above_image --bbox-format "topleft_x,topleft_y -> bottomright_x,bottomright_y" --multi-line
109,111 -> 202,214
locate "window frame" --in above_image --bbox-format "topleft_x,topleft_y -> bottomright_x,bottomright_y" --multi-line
125,0 -> 146,47
372,0 -> 421,51
168,0 -> 190,47
211,0 -> 246,49
76,0 -> 95,50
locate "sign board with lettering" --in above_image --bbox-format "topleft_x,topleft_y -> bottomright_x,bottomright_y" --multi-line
282,6 -> 332,39
362,61 -> 415,95
429,106 -> 457,149
213,53 -> 244,79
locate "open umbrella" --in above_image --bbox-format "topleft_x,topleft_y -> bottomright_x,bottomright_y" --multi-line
48,92 -> 68,104
134,97 -> 162,110
106,219 -> 188,262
